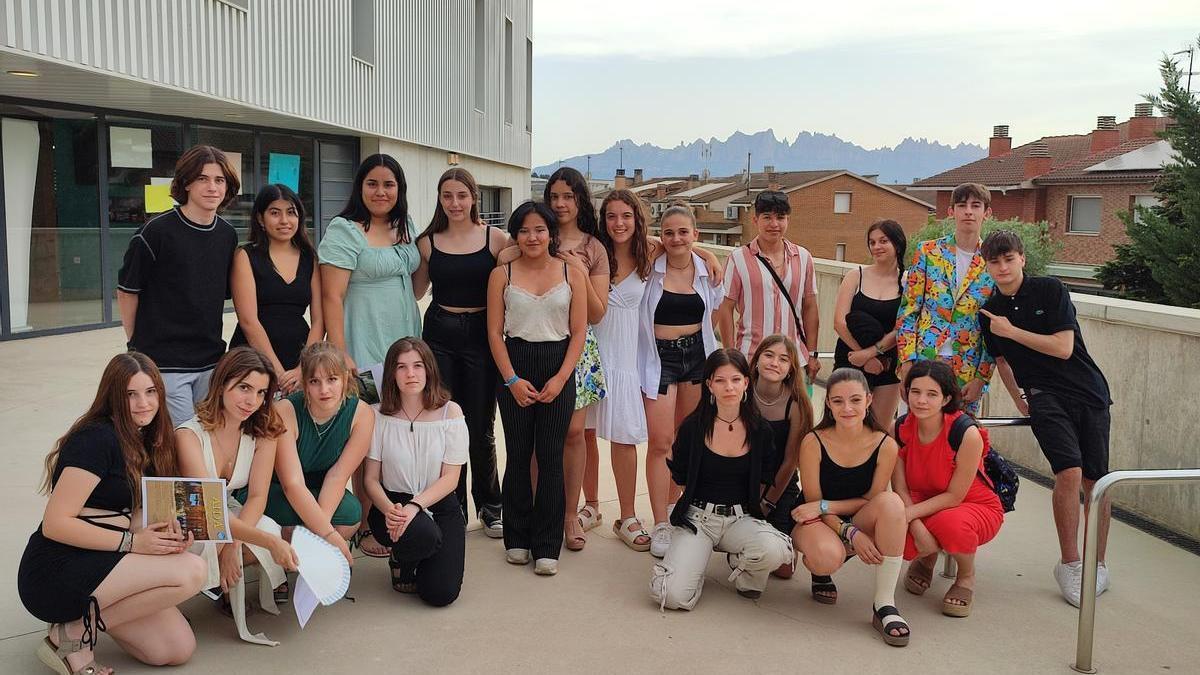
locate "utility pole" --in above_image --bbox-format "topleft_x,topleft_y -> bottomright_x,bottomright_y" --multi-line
586,155 -> 591,180
619,144 -> 624,171
745,152 -> 752,185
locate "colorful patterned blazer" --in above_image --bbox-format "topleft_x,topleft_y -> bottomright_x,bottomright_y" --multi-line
895,234 -> 995,386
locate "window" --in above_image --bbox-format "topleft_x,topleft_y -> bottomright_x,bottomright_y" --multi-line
1068,196 -> 1102,234
833,192 -> 852,214
1131,194 -> 1161,226
351,0 -> 375,64
474,0 -> 485,111
725,205 -> 738,219
525,38 -> 533,132
835,243 -> 847,261
504,19 -> 514,124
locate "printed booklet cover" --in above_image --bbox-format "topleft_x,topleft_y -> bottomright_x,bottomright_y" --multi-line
141,477 -> 232,543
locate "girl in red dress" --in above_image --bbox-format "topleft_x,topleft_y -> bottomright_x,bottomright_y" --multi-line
893,360 -> 1004,618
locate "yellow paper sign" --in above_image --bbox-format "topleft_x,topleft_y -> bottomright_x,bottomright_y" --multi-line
145,184 -> 174,213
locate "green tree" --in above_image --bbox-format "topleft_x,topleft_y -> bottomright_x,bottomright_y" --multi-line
1097,36 -> 1200,308
910,216 -> 1062,276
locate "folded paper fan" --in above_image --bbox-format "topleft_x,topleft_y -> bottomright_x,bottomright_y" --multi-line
291,527 -> 351,606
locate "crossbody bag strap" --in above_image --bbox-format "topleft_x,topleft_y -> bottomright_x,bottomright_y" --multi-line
754,253 -> 807,348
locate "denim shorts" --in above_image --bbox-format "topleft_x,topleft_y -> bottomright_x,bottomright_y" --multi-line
656,332 -> 706,395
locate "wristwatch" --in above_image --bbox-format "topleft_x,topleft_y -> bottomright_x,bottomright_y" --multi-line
819,499 -> 830,515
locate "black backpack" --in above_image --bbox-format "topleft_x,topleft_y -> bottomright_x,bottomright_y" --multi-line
894,413 -> 1019,513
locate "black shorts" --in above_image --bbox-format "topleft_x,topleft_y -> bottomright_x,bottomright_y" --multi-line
1028,390 -> 1111,481
765,484 -> 802,535
656,333 -> 706,395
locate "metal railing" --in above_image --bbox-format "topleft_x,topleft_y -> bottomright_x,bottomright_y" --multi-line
480,211 -> 507,227
1071,469 -> 1200,673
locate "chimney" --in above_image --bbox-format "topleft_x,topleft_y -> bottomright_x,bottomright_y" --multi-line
687,173 -> 699,189
1090,115 -> 1120,154
633,168 -> 644,185
1023,141 -> 1053,179
655,183 -> 667,200
763,165 -> 775,174
767,171 -> 780,191
1128,103 -> 1159,140
989,125 -> 1012,157
614,168 -> 627,191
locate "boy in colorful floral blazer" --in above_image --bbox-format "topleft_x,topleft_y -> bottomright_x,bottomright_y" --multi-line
895,183 -> 995,414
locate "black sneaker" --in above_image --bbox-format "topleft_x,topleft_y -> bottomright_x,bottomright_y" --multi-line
479,508 -> 504,539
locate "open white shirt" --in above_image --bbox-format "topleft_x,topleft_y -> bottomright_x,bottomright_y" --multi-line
638,251 -> 725,399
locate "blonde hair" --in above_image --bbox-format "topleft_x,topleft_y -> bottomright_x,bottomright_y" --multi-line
299,342 -> 360,405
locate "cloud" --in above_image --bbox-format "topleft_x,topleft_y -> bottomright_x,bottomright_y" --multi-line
532,0 -> 1194,59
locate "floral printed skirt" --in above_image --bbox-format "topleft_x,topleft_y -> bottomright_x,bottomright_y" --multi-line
574,326 -> 607,410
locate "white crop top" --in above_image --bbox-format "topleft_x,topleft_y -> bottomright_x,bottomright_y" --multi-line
503,263 -> 572,341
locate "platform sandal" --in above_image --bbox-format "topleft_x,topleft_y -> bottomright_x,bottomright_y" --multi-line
613,517 -> 652,552
811,574 -> 838,604
37,623 -> 110,675
872,605 -> 911,647
904,556 -> 935,596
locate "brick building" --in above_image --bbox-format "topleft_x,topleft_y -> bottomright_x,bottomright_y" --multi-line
912,106 -> 1171,275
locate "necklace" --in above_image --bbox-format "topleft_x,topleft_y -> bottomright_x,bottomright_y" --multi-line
754,386 -> 785,407
666,258 -> 692,271
714,413 -> 740,432
307,405 -> 338,439
399,404 -> 423,432
210,427 -> 237,477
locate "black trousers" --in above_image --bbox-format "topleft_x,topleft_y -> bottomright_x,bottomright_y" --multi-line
368,492 -> 466,607
496,337 -> 576,560
423,305 -> 503,518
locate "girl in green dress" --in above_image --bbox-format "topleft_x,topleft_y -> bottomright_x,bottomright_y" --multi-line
265,342 -> 375,568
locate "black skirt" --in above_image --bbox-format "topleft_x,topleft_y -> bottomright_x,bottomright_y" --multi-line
18,528 -> 125,623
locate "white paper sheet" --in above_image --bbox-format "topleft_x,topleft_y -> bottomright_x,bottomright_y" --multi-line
293,575 -> 318,629
110,126 -> 153,168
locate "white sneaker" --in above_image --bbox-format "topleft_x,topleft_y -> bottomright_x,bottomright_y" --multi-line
534,558 -> 558,576
1096,562 -> 1111,597
650,523 -> 672,559
505,548 -> 530,565
1054,560 -> 1083,607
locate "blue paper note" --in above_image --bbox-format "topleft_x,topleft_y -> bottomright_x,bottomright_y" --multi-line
268,153 -> 301,192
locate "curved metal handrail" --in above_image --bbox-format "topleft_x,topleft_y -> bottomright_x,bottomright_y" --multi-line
1071,469 -> 1200,673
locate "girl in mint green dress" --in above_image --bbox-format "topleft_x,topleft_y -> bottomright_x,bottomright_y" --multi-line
319,154 -> 426,370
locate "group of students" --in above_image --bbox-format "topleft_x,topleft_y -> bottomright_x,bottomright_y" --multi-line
16,143 -> 1115,673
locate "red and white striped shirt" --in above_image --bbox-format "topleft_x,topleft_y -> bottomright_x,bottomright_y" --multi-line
722,237 -> 818,363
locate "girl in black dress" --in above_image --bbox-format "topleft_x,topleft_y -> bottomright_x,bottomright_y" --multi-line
18,353 -> 208,674
833,219 -> 906,426
231,184 -> 325,395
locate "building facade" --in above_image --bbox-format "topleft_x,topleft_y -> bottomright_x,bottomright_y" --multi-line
0,0 -> 532,338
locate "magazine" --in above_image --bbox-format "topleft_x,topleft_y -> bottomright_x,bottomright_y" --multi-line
141,477 -> 232,543
356,363 -> 384,405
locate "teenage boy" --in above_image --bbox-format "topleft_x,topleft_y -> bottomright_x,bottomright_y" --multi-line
716,190 -> 820,382
117,145 -> 240,426
895,182 -> 995,414
978,230 -> 1113,607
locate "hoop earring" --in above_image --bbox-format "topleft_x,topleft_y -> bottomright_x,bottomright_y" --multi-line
709,392 -> 715,405
742,391 -> 748,403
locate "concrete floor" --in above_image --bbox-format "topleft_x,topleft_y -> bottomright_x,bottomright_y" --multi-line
2,318 -> 1198,674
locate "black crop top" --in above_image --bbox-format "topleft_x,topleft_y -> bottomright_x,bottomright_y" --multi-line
815,432 -> 884,501
654,289 -> 704,326
693,447 -> 752,506
428,230 -> 496,309
50,422 -> 142,530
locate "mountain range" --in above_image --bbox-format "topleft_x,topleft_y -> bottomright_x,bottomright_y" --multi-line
533,129 -> 985,185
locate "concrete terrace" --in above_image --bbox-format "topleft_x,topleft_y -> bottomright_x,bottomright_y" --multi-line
2,317 -> 1199,674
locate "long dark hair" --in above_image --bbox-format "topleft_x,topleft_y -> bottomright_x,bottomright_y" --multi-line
41,353 -> 178,507
379,338 -> 452,416
337,153 -> 411,242
597,189 -> 651,282
544,167 -> 598,237
507,201 -> 561,257
421,168 -> 481,240
815,367 -> 885,432
685,349 -> 764,440
866,219 -> 907,285
903,360 -> 962,414
247,183 -> 314,256
194,347 -> 286,439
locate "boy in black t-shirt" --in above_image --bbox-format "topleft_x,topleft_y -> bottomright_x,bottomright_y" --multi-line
117,145 -> 241,426
978,230 -> 1113,609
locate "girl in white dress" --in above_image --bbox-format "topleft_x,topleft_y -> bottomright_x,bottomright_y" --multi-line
176,347 -> 299,646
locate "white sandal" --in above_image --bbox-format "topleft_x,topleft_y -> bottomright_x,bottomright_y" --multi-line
613,517 -> 652,552
577,504 -> 603,532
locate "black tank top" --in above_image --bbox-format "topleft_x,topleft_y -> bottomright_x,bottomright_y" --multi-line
765,398 -> 800,493
428,229 -> 496,308
654,290 -> 704,325
816,431 -> 885,501
693,447 -> 753,507
834,267 -> 902,365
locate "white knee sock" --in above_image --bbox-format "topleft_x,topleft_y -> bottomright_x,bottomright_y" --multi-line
874,555 -> 903,609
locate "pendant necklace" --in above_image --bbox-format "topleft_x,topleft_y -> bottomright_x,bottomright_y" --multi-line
715,413 -> 739,432
400,404 -> 421,432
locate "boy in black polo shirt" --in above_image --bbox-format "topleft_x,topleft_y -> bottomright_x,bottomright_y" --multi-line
117,145 -> 240,426
978,230 -> 1113,608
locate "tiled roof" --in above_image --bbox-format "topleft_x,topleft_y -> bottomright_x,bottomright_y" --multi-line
911,135 -> 1095,188
1033,137 -> 1166,185
728,171 -> 844,205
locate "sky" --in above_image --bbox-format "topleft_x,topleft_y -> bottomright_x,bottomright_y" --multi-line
530,0 -> 1200,167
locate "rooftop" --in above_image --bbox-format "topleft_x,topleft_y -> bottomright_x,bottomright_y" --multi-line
1,313 -> 1197,673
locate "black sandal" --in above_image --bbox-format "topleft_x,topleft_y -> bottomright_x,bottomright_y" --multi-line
873,604 -> 911,647
388,556 -> 416,594
811,574 -> 838,604
352,529 -> 390,558
273,580 -> 290,605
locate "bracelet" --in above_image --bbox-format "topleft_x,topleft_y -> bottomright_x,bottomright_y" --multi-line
846,526 -> 860,542
838,521 -> 851,539
502,374 -> 519,387
118,530 -> 132,553
875,342 -> 885,356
